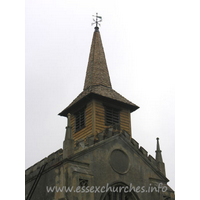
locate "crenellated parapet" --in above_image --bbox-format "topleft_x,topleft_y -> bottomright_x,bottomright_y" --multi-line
25,149 -> 63,182
26,127 -> 166,183
73,126 -> 164,176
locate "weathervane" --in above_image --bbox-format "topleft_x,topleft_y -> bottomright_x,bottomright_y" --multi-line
92,13 -> 102,28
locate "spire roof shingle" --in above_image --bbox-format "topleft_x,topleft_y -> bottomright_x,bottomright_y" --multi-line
84,27 -> 112,90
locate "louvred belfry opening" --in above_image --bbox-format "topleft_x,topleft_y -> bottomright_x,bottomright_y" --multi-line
75,109 -> 85,132
105,106 -> 120,126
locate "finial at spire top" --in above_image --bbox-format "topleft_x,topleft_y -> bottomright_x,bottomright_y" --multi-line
92,13 -> 102,30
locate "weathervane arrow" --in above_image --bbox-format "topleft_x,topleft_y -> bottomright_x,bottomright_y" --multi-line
92,13 -> 102,28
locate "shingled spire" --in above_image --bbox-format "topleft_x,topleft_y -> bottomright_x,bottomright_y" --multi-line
59,18 -> 139,119
84,27 -> 112,90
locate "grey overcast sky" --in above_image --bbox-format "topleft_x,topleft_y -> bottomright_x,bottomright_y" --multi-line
25,0 -> 176,190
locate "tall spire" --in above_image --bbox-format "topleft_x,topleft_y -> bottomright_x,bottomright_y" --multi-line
155,138 -> 166,176
84,22 -> 112,90
59,16 -> 139,117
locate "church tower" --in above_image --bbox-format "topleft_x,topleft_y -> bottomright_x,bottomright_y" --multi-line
25,14 -> 175,200
59,26 -> 139,144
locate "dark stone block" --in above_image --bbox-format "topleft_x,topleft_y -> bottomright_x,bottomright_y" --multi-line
105,128 -> 113,138
113,123 -> 120,130
131,138 -> 139,149
96,131 -> 104,141
121,130 -> 130,139
139,146 -> 148,156
86,135 -> 94,146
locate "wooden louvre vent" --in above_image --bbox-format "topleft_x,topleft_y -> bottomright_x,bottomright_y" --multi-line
75,109 -> 85,132
105,106 -> 120,126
